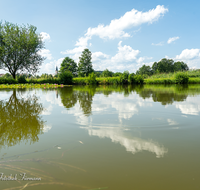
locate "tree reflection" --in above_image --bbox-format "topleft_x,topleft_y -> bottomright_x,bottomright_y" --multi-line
0,89 -> 45,148
59,87 -> 78,109
137,85 -> 188,105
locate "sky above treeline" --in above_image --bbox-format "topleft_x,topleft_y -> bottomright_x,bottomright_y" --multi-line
0,0 -> 200,75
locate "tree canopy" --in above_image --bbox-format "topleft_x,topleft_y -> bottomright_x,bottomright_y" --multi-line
152,58 -> 189,74
102,69 -> 114,77
0,21 -> 45,79
60,57 -> 77,76
136,65 -> 153,76
78,48 -> 94,77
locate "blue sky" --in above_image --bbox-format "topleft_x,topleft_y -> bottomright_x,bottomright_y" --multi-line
0,0 -> 200,75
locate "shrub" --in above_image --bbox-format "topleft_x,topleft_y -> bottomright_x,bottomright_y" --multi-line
0,77 -> 17,84
59,71 -> 73,85
17,76 -> 27,83
87,72 -> 97,85
175,72 -> 189,84
128,73 -> 135,84
134,75 -> 144,84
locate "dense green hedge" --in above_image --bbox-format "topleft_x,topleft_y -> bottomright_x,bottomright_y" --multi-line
0,78 -> 17,84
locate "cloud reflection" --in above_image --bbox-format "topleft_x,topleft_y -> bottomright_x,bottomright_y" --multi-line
81,127 -> 168,158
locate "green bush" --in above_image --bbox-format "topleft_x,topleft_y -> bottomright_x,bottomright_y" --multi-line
175,72 -> 189,84
0,77 -> 17,84
87,72 -> 97,85
59,71 -> 73,85
17,76 -> 27,83
128,73 -> 135,84
134,75 -> 144,84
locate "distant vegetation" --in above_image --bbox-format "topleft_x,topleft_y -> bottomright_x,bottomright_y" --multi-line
0,21 -> 199,85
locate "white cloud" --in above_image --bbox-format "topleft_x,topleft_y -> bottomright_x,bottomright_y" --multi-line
86,5 -> 168,40
39,49 -> 53,60
167,36 -> 179,44
111,41 -> 140,63
92,52 -> 109,62
165,48 -> 200,70
152,42 -> 164,46
40,32 -> 51,42
61,5 -> 168,66
175,49 -> 200,60
40,57 -> 64,74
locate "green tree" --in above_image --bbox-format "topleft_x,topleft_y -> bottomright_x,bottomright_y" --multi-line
152,58 -> 174,73
136,65 -> 153,76
78,48 -> 94,77
60,57 -> 77,76
174,61 -> 189,72
102,69 -> 114,77
0,21 -> 45,79
113,72 -> 122,77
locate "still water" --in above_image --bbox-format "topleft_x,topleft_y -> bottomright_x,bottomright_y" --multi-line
0,85 -> 200,190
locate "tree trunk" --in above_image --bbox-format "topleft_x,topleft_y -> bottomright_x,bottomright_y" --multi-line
12,73 -> 16,79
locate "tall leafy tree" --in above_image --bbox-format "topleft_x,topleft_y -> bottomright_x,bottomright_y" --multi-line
78,48 -> 94,77
0,21 -> 45,79
60,57 -> 77,76
102,69 -> 114,77
174,61 -> 189,71
136,65 -> 153,76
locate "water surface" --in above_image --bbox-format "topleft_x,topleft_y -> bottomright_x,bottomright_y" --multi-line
0,85 -> 200,190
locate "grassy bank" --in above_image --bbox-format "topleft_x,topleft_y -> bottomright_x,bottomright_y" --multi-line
0,83 -> 70,89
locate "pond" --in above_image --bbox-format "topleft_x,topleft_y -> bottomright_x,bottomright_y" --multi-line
0,84 -> 200,190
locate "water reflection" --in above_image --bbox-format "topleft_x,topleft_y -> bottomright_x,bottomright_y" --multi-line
0,89 -> 45,148
81,126 -> 168,158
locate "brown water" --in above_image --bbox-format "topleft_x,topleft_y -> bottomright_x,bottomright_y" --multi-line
0,85 -> 200,190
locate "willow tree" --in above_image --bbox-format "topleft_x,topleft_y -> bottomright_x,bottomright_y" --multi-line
0,21 -> 45,79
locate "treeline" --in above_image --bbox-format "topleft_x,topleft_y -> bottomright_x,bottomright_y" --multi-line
136,58 -> 189,77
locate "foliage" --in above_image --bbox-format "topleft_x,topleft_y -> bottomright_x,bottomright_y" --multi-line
94,71 -> 102,77
60,57 -> 77,76
113,72 -> 122,77
0,77 -> 17,84
78,48 -> 94,76
128,73 -> 135,84
59,71 -> 73,85
175,72 -> 189,84
87,72 -> 97,85
152,58 -> 189,74
0,21 -> 45,79
2,73 -> 12,78
102,69 -> 114,77
134,75 -> 144,84
174,61 -> 189,72
17,75 -> 27,83
136,65 -> 153,76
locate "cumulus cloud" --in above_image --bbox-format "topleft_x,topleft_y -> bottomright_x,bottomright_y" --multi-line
40,57 -> 64,74
86,5 -> 168,40
39,49 -> 53,60
40,32 -> 51,41
175,49 -> 200,60
92,52 -> 110,62
61,5 -> 168,64
111,41 -> 140,63
167,36 -> 179,44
